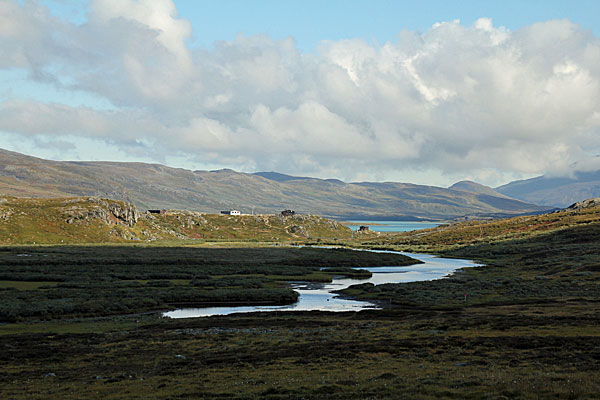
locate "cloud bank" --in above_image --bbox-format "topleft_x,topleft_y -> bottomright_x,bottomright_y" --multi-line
1,0 -> 599,185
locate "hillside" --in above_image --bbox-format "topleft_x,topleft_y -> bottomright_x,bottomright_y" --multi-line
0,149 -> 549,220
0,196 -> 352,245
448,180 -> 510,198
496,170 -> 600,207
359,197 -> 600,252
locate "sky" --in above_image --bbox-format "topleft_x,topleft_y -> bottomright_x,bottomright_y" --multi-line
1,0 -> 600,187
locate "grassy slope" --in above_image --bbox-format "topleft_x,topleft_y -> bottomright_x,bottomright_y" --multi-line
358,204 -> 600,252
0,196 -> 353,245
0,197 -> 141,244
147,211 -> 353,241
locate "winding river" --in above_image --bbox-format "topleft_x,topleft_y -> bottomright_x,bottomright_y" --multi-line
163,251 -> 482,318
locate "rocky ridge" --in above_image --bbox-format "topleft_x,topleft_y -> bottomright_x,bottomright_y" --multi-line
0,196 -> 353,244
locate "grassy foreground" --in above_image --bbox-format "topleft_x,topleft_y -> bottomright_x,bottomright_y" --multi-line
1,204 -> 600,398
1,307 -> 599,399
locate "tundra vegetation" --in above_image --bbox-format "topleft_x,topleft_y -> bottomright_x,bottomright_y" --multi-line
0,197 -> 599,399
0,246 -> 414,322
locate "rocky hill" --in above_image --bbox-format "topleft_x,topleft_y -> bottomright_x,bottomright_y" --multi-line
0,196 -> 352,245
0,148 -> 550,220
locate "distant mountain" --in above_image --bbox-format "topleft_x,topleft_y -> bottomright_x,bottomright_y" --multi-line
252,171 -> 313,182
449,180 -> 510,198
0,148 -> 550,220
496,170 -> 600,207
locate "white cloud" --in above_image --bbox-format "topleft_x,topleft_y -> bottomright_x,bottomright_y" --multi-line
1,1 -> 600,186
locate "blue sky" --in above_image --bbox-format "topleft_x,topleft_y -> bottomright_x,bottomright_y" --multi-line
1,0 -> 600,187
174,0 -> 600,50
40,0 -> 600,50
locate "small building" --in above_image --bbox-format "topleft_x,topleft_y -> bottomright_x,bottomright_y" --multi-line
221,210 -> 241,216
281,209 -> 295,217
358,226 -> 370,232
147,209 -> 166,215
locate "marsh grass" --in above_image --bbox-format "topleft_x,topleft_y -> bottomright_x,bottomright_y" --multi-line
0,246 -> 415,321
1,309 -> 599,399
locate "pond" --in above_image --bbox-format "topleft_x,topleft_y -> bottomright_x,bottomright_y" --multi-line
163,250 -> 482,318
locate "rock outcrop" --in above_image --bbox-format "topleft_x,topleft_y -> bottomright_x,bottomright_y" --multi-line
64,198 -> 139,227
566,198 -> 600,210
105,200 -> 139,227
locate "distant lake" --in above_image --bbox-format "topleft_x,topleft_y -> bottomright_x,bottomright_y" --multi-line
343,220 -> 441,232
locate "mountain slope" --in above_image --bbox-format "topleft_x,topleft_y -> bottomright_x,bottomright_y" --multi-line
449,180 -> 510,198
0,148 -> 550,220
496,170 -> 600,207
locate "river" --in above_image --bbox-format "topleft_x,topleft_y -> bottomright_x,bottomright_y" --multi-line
163,251 -> 481,318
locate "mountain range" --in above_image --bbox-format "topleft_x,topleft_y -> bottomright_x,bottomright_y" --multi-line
496,170 -> 600,207
0,148 -> 553,220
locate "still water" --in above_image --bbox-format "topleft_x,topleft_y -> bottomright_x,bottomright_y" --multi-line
344,221 -> 441,232
163,251 -> 481,318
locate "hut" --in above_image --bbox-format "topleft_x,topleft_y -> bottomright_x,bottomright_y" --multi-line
221,210 -> 241,215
